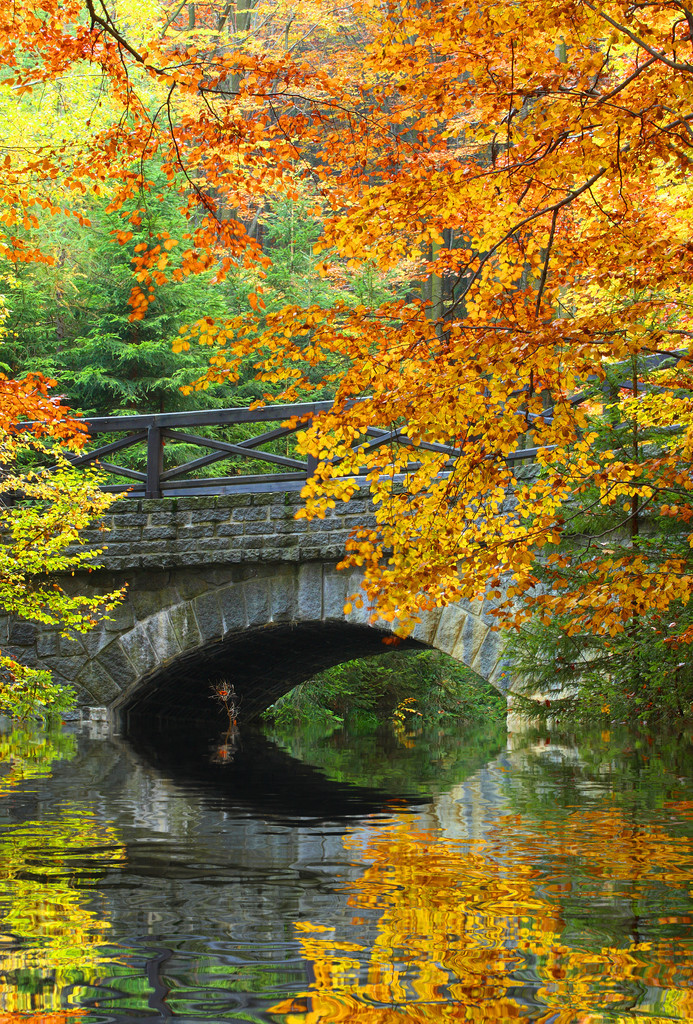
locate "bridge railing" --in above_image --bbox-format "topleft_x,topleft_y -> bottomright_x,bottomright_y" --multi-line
59,403 -> 546,499
29,351 -> 681,498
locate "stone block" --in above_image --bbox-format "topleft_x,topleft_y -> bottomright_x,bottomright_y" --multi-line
147,511 -> 182,526
301,545 -> 337,560
189,508 -> 231,523
48,654 -> 89,680
470,628 -> 502,683
101,555 -> 143,571
179,550 -> 241,567
140,554 -> 183,570
119,626 -> 160,677
198,539 -> 244,553
68,683 -> 98,708
215,494 -> 251,510
255,536 -> 295,551
142,526 -> 177,540
95,640 -> 138,690
113,498 -> 141,513
8,646 -> 38,667
168,538 -> 212,554
173,496 -> 214,511
237,548 -> 261,561
244,578 -> 271,625
196,566 -> 239,588
193,591 -> 223,641
297,562 -> 323,620
258,545 -> 300,562
335,498 -> 369,516
128,588 -> 174,620
37,632 -> 60,658
141,610 -> 181,665
80,625 -> 115,658
174,525 -> 207,540
79,529 -> 109,546
217,584 -> 247,634
101,542 -> 144,556
112,514 -> 147,529
270,572 -> 298,622
323,570 -> 347,620
140,497 -> 175,513
232,506 -> 270,522
8,622 -> 37,646
243,521 -> 274,535
138,540 -> 183,555
127,571 -> 170,592
77,663 -> 122,704
452,614 -> 489,671
169,602 -> 203,650
281,524 -> 305,539
104,603 -> 134,631
410,609 -> 438,646
215,523 -> 244,538
59,634 -> 86,657
270,502 -> 299,519
432,606 -> 466,655
344,571 -> 369,624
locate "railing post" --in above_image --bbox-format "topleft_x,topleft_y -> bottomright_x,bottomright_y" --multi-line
145,424 -> 163,499
306,453 -> 318,479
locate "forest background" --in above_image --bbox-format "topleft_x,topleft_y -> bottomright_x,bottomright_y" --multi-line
1,0 -> 693,721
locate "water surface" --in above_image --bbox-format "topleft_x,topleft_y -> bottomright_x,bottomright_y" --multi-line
0,719 -> 691,1022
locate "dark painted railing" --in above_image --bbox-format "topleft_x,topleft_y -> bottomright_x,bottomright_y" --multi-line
65,402 -> 547,499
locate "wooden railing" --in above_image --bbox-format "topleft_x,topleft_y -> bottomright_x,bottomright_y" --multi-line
63,402 -> 547,499
37,351 -> 682,499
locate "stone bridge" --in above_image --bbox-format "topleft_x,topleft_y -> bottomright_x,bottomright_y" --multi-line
2,489 -> 505,725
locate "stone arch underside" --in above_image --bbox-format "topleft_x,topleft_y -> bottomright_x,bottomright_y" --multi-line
69,562 -> 505,723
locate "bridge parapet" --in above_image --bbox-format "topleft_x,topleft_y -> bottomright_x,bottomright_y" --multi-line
75,489 -> 376,573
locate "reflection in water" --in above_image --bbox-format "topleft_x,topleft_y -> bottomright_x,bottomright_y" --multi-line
266,717 -> 507,797
0,726 -> 126,1018
273,805 -> 693,1021
0,721 -> 690,1021
0,726 -> 76,797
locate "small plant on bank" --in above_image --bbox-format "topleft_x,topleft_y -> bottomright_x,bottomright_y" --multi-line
210,681 -> 241,764
211,680 -> 241,728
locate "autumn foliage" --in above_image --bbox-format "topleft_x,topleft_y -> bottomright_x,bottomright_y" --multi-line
4,0 -> 693,653
0,373 -> 122,716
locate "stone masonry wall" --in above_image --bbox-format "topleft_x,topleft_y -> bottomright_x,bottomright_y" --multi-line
75,489 -> 377,572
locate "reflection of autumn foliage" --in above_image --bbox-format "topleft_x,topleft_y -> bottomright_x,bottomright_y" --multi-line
0,728 -> 126,1018
0,812 -> 126,1016
0,728 -> 76,798
271,803 -> 693,1022
0,1015 -> 86,1023
0,1013 -> 86,1023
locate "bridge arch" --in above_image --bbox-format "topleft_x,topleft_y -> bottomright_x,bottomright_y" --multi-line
1,492 -> 506,721
88,563 -> 503,723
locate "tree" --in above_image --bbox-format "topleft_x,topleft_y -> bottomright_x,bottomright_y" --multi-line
0,373 -> 123,718
5,0 -> 693,656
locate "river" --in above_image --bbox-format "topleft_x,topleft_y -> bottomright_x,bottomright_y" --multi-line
0,713 -> 691,1022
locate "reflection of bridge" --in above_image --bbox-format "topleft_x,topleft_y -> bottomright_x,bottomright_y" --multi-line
3,405 -> 520,722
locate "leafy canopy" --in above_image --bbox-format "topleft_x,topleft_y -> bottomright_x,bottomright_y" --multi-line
4,0 -> 693,647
